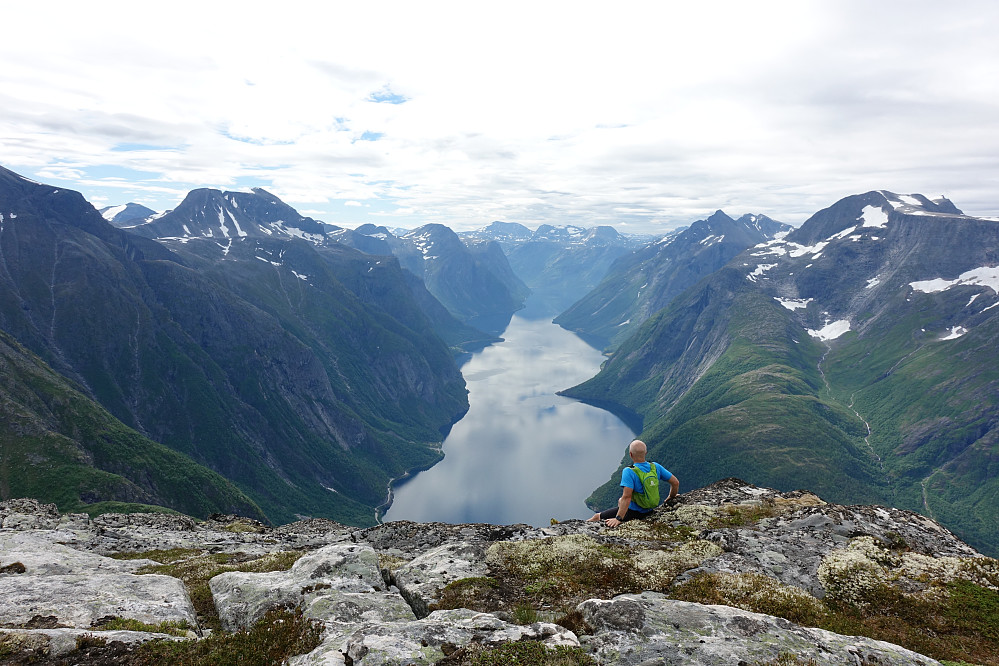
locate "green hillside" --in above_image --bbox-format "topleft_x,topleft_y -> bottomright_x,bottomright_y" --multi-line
0,329 -> 265,520
568,275 -> 887,516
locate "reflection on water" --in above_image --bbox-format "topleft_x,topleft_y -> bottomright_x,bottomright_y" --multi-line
383,305 -> 635,527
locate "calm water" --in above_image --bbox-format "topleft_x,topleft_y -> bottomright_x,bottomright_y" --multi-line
383,302 -> 635,526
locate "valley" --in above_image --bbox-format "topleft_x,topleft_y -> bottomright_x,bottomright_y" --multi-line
2,168 -> 998,557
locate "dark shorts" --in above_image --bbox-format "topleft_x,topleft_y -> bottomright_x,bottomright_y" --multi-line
598,507 -> 650,522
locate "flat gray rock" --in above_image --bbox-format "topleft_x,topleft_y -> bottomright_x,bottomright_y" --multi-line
0,531 -> 197,631
579,592 -> 941,666
291,609 -> 578,665
0,627 -> 190,658
0,572 -> 196,630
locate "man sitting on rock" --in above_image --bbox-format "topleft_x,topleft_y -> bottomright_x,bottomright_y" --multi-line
587,439 -> 679,527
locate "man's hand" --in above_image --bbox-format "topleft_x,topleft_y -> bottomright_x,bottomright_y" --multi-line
604,517 -> 622,528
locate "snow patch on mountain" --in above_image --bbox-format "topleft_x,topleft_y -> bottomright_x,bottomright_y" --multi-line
775,297 -> 813,311
789,241 -> 828,258
101,204 -> 128,221
909,266 -> 999,295
940,326 -> 967,341
268,221 -> 325,244
807,319 -> 851,341
859,205 -> 889,228
747,263 -> 777,282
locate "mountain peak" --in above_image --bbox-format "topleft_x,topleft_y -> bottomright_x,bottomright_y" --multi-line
877,190 -> 964,216
706,209 -> 733,223
100,202 -> 157,226
124,186 -> 332,243
791,190 -> 974,246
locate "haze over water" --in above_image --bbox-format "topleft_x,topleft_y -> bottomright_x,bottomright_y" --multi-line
383,299 -> 636,527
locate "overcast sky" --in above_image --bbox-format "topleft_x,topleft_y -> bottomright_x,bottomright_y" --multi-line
3,1 -> 997,233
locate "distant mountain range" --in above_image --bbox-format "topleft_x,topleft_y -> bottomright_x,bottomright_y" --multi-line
563,190 -> 999,555
460,221 -> 650,314
334,223 -> 530,333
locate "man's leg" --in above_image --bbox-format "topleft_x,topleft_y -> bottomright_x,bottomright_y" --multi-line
587,508 -> 620,522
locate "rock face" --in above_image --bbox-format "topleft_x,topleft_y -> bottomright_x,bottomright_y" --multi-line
2,482 -> 997,664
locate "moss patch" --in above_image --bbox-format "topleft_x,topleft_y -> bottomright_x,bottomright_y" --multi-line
480,534 -> 721,616
673,572 -> 826,627
91,616 -> 193,637
132,607 -> 322,666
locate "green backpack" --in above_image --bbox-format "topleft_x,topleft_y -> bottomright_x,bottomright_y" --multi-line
632,464 -> 661,509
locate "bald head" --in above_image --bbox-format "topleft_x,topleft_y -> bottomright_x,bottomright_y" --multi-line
628,439 -> 647,462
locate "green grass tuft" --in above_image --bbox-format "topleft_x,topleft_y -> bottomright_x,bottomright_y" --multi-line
130,607 -> 323,666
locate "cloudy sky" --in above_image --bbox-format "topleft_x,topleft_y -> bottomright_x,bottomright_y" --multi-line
3,1 -> 997,233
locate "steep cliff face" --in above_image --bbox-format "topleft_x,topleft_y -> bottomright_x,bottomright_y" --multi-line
1,479 -> 997,665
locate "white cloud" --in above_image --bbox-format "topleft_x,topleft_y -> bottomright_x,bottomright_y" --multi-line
1,0 -> 997,232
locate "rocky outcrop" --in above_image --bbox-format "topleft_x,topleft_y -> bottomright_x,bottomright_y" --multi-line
209,543 -> 401,631
2,482 -> 997,664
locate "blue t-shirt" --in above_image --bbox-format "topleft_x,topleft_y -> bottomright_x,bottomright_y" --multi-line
621,462 -> 672,513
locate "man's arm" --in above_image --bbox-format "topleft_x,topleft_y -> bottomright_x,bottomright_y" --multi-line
604,486 -> 633,528
665,474 -> 680,502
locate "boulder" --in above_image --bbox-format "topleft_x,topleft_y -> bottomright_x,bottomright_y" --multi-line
0,627 -> 189,658
390,541 -> 490,618
0,572 -> 195,630
210,542 -> 397,631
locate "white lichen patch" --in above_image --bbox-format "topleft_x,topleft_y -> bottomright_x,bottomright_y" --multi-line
485,534 -> 614,578
669,504 -> 721,529
819,536 -> 999,606
630,541 -> 724,589
818,537 -> 893,605
705,572 -> 826,618
773,492 -> 826,510
486,534 -> 722,593
959,556 -> 999,590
